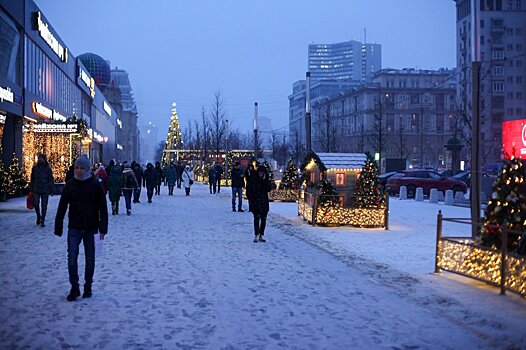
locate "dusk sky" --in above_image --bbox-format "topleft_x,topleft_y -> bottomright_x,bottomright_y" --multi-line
36,0 -> 457,142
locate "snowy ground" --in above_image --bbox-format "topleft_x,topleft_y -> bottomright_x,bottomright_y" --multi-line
0,183 -> 525,349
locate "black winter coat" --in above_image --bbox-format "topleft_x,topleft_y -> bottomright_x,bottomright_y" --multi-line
30,163 -> 54,194
246,174 -> 272,215
231,167 -> 245,188
154,166 -> 163,185
54,177 -> 108,235
143,168 -> 157,188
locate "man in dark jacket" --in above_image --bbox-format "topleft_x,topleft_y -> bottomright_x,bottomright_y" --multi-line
231,161 -> 245,212
176,161 -> 184,188
154,162 -> 163,195
208,165 -> 217,194
132,162 -> 143,203
246,164 -> 272,243
54,155 -> 108,301
214,163 -> 224,193
143,163 -> 157,203
30,153 -> 55,227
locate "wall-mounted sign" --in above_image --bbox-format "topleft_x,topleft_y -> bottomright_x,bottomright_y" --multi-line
79,67 -> 95,98
116,144 -> 123,150
0,86 -> 14,103
93,130 -> 105,143
116,118 -> 122,128
36,12 -> 68,63
33,123 -> 78,133
32,102 -> 67,121
103,101 -> 112,116
502,118 -> 526,159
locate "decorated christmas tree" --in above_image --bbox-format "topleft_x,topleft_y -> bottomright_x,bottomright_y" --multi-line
161,103 -> 184,165
279,160 -> 299,190
0,148 -> 11,199
317,174 -> 339,206
7,153 -> 27,196
262,161 -> 276,189
477,155 -> 526,253
353,152 -> 386,208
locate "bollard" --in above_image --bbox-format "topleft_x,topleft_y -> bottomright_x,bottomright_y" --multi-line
429,188 -> 439,203
434,210 -> 443,273
445,190 -> 454,205
454,191 -> 465,201
415,187 -> 424,201
399,186 -> 407,200
438,191 -> 445,202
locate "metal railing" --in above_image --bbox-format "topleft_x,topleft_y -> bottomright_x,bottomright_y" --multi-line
435,210 -> 526,297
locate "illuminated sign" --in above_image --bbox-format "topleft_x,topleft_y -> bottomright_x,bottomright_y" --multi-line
116,144 -> 123,150
116,118 -> 122,128
93,130 -> 105,143
502,118 -> 526,159
0,86 -> 14,103
36,12 -> 68,63
0,115 -> 6,124
32,102 -> 67,121
79,67 -> 95,98
103,101 -> 112,116
33,123 -> 79,133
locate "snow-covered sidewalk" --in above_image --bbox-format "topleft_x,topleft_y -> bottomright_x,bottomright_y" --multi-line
0,183 -> 524,349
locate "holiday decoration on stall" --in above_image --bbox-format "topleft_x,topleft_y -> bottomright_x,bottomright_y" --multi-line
317,173 -> 338,204
279,160 -> 299,190
0,146 -> 11,199
353,152 -> 386,209
162,103 -> 184,165
477,155 -> 526,252
7,153 -> 27,196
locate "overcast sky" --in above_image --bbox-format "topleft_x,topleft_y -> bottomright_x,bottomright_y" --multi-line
35,0 -> 457,141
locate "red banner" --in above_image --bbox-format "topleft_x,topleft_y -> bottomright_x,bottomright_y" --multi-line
502,119 -> 526,159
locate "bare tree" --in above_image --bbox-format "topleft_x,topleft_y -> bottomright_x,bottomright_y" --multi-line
200,106 -> 210,160
314,104 -> 338,152
208,90 -> 227,160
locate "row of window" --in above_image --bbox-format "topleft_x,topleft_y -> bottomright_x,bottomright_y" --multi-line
507,108 -> 524,115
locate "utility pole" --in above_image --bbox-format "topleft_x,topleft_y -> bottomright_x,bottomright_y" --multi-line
225,118 -> 229,186
253,102 -> 258,159
305,72 -> 312,152
420,105 -> 424,168
378,100 -> 382,166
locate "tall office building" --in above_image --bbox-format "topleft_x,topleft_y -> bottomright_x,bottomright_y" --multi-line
308,40 -> 381,82
111,68 -> 140,162
455,0 -> 526,164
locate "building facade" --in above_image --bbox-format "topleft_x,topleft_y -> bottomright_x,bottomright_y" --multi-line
0,0 -> 121,182
455,0 -> 526,165
311,68 -> 461,171
308,40 -> 381,82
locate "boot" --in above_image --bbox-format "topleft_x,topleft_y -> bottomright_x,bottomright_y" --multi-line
238,207 -> 244,212
66,285 -> 81,302
40,218 -> 45,227
253,235 -> 259,243
112,203 -> 116,215
36,216 -> 41,225
127,208 -> 131,216
232,206 -> 236,212
82,285 -> 92,298
258,235 -> 266,242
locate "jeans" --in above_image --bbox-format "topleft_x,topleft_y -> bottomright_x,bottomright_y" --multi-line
253,214 -> 267,236
209,181 -> 216,194
67,228 -> 96,287
133,187 -> 141,202
33,193 -> 49,220
122,189 -> 133,210
232,187 -> 242,208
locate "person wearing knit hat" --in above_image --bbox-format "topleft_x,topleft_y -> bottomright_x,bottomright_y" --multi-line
54,154 -> 108,301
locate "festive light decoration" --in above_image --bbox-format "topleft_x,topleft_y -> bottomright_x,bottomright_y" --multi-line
354,152 -> 386,209
269,189 -> 298,202
478,155 -> 526,253
437,237 -> 526,296
0,130 -> 12,198
279,160 -> 300,190
7,153 -> 27,195
161,103 -> 184,165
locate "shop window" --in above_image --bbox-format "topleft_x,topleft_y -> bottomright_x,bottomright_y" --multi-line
335,172 -> 346,186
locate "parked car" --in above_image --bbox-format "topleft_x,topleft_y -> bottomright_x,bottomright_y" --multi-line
385,169 -> 467,198
378,171 -> 397,191
449,170 -> 470,188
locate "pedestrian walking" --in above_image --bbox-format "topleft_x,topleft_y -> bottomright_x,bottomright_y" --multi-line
132,162 -> 143,203
122,164 -> 139,215
176,161 -> 184,189
166,162 -> 177,195
208,164 -> 217,194
143,163 -> 157,203
93,165 -> 108,195
231,161 -> 245,212
154,162 -> 163,195
246,164 -> 272,243
54,155 -> 108,301
29,153 -> 55,227
214,163 -> 224,193
106,165 -> 124,215
182,165 -> 194,196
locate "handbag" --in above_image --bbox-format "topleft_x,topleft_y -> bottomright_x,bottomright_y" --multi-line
186,170 -> 194,185
26,192 -> 34,210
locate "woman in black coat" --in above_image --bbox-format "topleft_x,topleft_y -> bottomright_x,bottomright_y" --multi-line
246,164 -> 272,243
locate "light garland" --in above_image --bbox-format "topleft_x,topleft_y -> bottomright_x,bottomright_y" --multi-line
437,238 -> 526,296
269,189 -> 298,202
